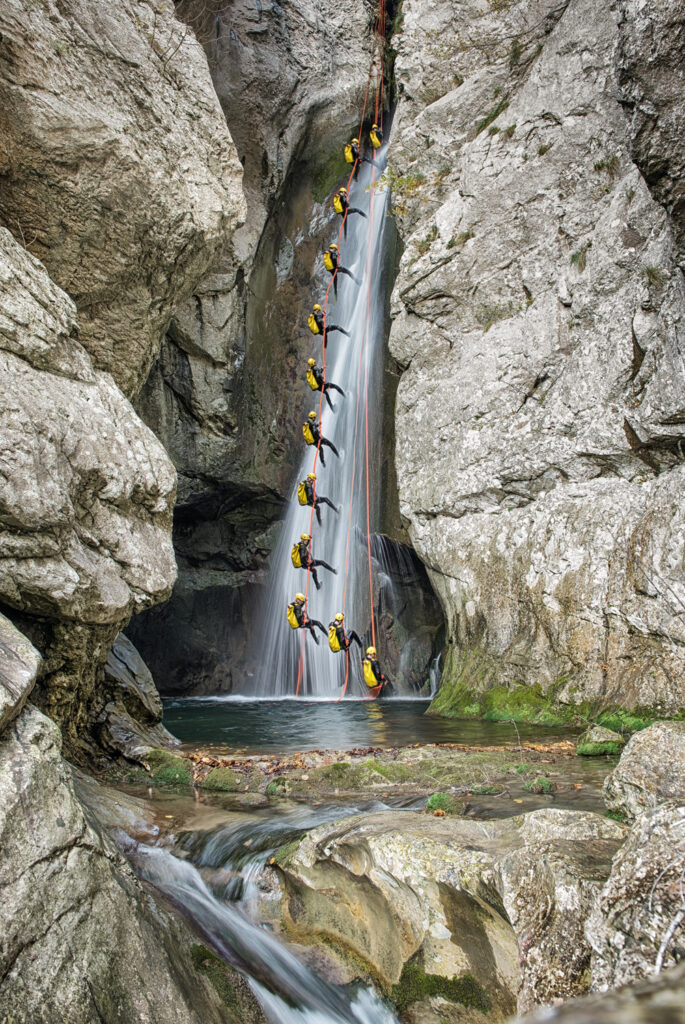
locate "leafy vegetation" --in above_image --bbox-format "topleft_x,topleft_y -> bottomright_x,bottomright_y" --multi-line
416,225 -> 438,255
426,792 -> 453,813
570,241 -> 592,272
523,776 -> 555,795
594,154 -> 620,179
447,229 -> 475,249
538,142 -> 552,156
475,98 -> 509,136
605,809 -> 629,824
644,265 -> 665,288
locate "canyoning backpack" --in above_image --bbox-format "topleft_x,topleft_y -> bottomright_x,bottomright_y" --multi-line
323,251 -> 335,272
344,143 -> 354,164
291,544 -> 303,569
297,481 -> 309,506
307,313 -> 320,335
328,624 -> 342,652
363,658 -> 379,688
306,367 -> 320,391
333,194 -> 344,215
286,603 -> 300,630
370,129 -> 381,149
302,422 -> 316,445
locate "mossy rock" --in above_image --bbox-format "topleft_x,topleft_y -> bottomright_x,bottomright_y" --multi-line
191,945 -> 240,1010
271,836 -> 305,867
392,960 -> 490,1014
425,792 -> 463,815
201,767 -> 241,792
576,725 -> 626,757
145,748 -> 193,787
522,776 -> 556,795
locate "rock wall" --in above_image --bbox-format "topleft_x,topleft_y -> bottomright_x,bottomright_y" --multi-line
129,0 -> 387,694
387,0 -> 685,717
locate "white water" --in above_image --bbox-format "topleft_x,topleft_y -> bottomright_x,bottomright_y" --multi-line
248,153 -> 391,698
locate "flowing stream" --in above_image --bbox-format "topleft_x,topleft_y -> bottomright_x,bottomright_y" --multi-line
247,154 -> 391,698
130,801 -> 404,1024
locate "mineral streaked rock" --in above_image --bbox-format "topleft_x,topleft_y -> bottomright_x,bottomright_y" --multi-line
0,613 -> 40,733
276,807 -> 626,1013
0,0 -> 245,397
587,802 -> 685,991
0,228 -> 177,626
603,721 -> 685,819
0,705 -> 242,1024
388,0 -> 685,714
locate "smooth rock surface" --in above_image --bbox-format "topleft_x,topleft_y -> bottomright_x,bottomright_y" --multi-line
388,0 -> 685,715
603,721 -> 685,818
0,0 -> 245,396
276,807 -> 627,1014
587,802 -> 685,990
0,705 -> 242,1023
0,612 -> 40,733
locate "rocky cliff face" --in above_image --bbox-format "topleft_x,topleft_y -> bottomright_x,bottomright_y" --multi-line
128,0 -> 385,694
387,0 -> 685,718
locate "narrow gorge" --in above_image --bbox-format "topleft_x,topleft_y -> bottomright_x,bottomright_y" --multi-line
0,1 -> 683,1022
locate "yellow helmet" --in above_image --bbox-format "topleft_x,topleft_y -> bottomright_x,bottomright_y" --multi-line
366,646 -> 377,657
307,472 -> 316,480
313,303 -> 322,312
329,243 -> 338,251
339,187 -> 347,194
307,357 -> 316,367
352,137 -> 359,144
335,612 -> 344,622
372,123 -> 378,130
295,593 -> 306,603
300,533 -> 310,541
308,411 -> 317,420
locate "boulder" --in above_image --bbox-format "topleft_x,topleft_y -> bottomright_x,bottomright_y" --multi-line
0,704 -> 245,1023
0,612 -> 40,733
603,721 -> 685,819
0,0 -> 245,397
104,632 -> 164,723
275,808 -> 627,1015
587,801 -> 685,990
576,726 -> 626,757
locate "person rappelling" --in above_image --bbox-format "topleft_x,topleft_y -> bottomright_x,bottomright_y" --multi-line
322,243 -> 359,299
344,137 -> 370,180
333,187 -> 367,239
291,533 -> 337,591
328,612 -> 363,653
362,646 -> 395,697
302,411 -> 340,467
286,593 -> 326,643
297,472 -> 340,526
306,359 -> 345,412
307,304 -> 350,347
369,123 -> 384,149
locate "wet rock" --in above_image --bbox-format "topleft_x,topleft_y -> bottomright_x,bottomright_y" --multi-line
587,801 -> 685,990
513,961 -> 685,1023
0,705 -> 243,1023
0,612 -> 40,732
603,721 -> 685,819
0,0 -> 245,397
104,632 -> 164,721
576,727 -> 626,757
275,807 -> 626,1014
97,701 -> 179,763
389,0 -> 685,717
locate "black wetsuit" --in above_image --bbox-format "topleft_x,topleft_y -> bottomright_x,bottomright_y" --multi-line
364,657 -> 395,697
330,623 -> 363,652
311,310 -> 349,345
296,542 -> 337,591
308,364 -> 345,410
350,141 -> 371,180
289,602 -> 326,643
304,478 -> 339,526
324,251 -> 358,298
336,193 -> 367,238
304,419 -> 339,468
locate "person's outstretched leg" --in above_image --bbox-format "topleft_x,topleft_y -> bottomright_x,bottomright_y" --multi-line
348,630 -> 363,648
314,501 -> 322,526
318,446 -> 326,468
306,621 -> 320,644
311,558 -> 337,575
325,382 -> 345,396
321,438 -> 339,459
324,389 -> 335,412
309,565 -> 321,590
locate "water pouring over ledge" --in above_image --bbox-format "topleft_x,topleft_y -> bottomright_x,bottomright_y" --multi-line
246,152 -> 392,699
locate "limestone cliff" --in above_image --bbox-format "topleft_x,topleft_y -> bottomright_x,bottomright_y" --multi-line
387,0 -> 685,717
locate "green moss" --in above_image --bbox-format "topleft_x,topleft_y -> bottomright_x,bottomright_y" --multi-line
311,148 -> 345,204
426,792 -> 452,813
145,749 -> 193,787
576,741 -> 622,757
190,945 -> 239,1010
447,229 -> 474,249
523,776 -> 555,795
271,837 -> 305,867
266,780 -> 286,796
471,784 -> 503,795
605,809 -> 629,823
475,98 -> 509,136
596,710 -> 654,733
570,241 -> 592,272
392,961 -> 490,1013
201,767 -> 241,792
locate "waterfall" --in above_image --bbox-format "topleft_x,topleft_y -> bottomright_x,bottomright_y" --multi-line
247,153 -> 391,698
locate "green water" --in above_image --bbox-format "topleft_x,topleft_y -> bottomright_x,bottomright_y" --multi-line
162,697 -> 574,754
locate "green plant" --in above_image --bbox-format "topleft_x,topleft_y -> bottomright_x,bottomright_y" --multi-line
594,154 -> 620,179
426,792 -> 453,813
376,167 -> 427,214
515,763 -> 532,775
605,809 -> 629,823
644,265 -> 665,288
191,945 -> 239,1010
453,71 -> 465,86
538,142 -> 552,156
392,962 -> 490,1013
503,124 -> 516,138
447,229 -> 474,249
474,299 -> 515,331
475,98 -> 509,136
523,776 -> 555,795
570,240 -> 592,272
577,741 -> 622,757
416,225 -> 438,255
509,36 -> 523,68
471,784 -> 502,795
488,125 -> 500,136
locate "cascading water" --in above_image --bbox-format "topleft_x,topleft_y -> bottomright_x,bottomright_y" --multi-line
247,153 -> 391,698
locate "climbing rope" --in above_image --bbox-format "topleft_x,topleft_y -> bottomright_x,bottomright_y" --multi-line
296,0 -> 387,698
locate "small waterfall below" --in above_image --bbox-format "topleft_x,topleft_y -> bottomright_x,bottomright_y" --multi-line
247,154 -> 392,698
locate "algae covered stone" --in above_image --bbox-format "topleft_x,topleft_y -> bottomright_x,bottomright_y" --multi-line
576,726 -> 626,757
